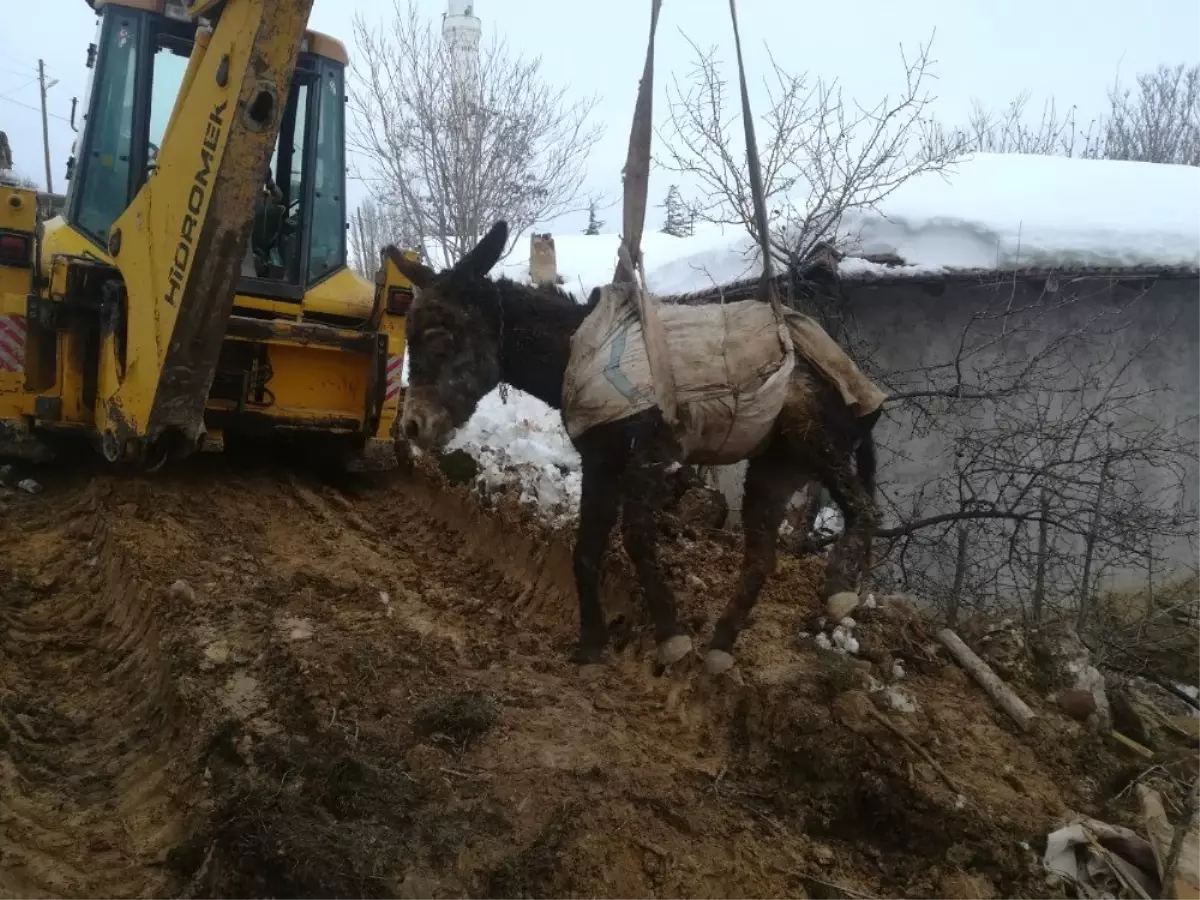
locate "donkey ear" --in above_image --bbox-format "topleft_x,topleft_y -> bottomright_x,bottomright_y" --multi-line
385,245 -> 435,288
457,220 -> 509,276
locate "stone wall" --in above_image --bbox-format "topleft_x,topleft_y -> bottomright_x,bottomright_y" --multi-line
707,270 -> 1200,600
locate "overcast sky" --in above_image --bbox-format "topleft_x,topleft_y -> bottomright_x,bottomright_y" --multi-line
2,0 -> 1197,236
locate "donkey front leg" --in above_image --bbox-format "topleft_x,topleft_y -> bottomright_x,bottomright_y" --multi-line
571,459 -> 622,665
622,466 -> 692,666
708,446 -> 798,674
819,459 -> 877,610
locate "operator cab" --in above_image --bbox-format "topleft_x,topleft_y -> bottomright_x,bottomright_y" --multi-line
67,0 -> 348,304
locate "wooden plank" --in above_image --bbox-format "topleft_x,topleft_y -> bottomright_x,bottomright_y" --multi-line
938,628 -> 1037,732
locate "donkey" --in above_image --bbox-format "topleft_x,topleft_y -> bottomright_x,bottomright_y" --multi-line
389,220 -> 881,675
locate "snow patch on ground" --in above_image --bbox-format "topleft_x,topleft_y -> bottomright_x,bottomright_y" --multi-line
443,389 -> 582,528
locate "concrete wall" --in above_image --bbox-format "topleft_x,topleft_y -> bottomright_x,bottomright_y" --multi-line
708,272 -> 1200,601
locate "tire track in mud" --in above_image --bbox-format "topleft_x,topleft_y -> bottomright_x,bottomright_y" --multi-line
0,464 -> 643,898
1,460 -> 1084,899
0,489 -> 189,898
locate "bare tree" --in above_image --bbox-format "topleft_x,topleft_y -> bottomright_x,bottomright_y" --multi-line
949,63 -> 1200,166
657,31 -> 964,275
948,92 -> 1105,158
349,0 -> 603,265
348,197 -> 415,278
1104,63 -> 1200,166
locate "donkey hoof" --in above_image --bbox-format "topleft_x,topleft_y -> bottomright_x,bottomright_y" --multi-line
704,649 -> 736,675
657,634 -> 694,666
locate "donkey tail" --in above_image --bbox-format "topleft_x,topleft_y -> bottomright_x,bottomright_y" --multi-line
854,411 -> 881,582
854,411 -> 881,502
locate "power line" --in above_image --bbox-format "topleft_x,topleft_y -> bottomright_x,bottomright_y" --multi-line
0,77 -> 39,102
0,56 -> 55,77
0,93 -> 72,123
0,63 -> 39,78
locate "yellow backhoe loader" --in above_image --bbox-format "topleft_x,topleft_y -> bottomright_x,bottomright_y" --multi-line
0,0 -> 418,470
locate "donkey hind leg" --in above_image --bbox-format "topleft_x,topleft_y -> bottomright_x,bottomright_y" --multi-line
707,444 -> 800,674
817,454 -> 877,605
571,458 -> 623,665
622,464 -> 692,666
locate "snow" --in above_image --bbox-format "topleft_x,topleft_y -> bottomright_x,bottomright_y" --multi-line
839,154 -> 1200,273
411,153 -> 1199,526
443,389 -> 581,528
490,154 -> 1200,300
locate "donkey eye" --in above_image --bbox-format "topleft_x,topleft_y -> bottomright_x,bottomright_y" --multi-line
420,326 -> 453,355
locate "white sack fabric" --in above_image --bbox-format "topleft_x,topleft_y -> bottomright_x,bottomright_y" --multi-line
562,286 -> 886,465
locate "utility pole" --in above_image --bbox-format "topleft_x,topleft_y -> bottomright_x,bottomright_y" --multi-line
38,59 -> 53,193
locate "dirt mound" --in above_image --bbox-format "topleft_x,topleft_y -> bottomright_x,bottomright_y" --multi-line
0,456 -> 1150,898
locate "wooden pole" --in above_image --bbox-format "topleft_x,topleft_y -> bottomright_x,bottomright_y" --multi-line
938,628 -> 1037,732
38,59 -> 53,193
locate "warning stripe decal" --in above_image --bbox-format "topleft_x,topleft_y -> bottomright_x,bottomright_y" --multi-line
385,354 -> 403,401
0,314 -> 26,373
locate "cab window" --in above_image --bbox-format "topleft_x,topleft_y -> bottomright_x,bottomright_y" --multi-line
74,14 -> 140,243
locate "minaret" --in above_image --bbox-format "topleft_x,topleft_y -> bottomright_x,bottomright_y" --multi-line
442,0 -> 481,87
442,0 -> 482,250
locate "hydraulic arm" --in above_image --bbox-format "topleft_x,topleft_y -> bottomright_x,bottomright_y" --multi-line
99,0 -> 316,461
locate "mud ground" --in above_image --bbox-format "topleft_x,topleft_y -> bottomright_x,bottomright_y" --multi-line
0,454 -> 1146,898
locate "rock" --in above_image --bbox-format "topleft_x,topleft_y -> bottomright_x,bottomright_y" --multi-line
1110,688 -> 1157,747
1031,621 -> 1111,732
826,592 -> 859,621
884,685 -> 920,713
685,573 -> 708,592
878,594 -> 920,621
939,871 -> 997,899
167,579 -> 196,603
285,618 -> 314,641
32,572 -> 59,591
812,844 -> 835,865
1058,688 -> 1097,721
437,448 -> 479,486
0,464 -> 12,484
17,478 -> 41,494
203,640 -> 231,664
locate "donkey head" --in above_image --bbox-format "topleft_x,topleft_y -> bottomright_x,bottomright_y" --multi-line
386,220 -> 509,449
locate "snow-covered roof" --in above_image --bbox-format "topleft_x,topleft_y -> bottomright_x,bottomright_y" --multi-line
424,153 -> 1199,529
491,153 -> 1200,298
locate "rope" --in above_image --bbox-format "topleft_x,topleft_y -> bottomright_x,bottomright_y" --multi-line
613,0 -> 663,286
726,0 -> 782,320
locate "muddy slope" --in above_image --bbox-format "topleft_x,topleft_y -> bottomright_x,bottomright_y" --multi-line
1,458 -> 1130,898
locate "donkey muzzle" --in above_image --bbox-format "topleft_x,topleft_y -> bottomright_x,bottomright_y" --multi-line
399,385 -> 454,450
